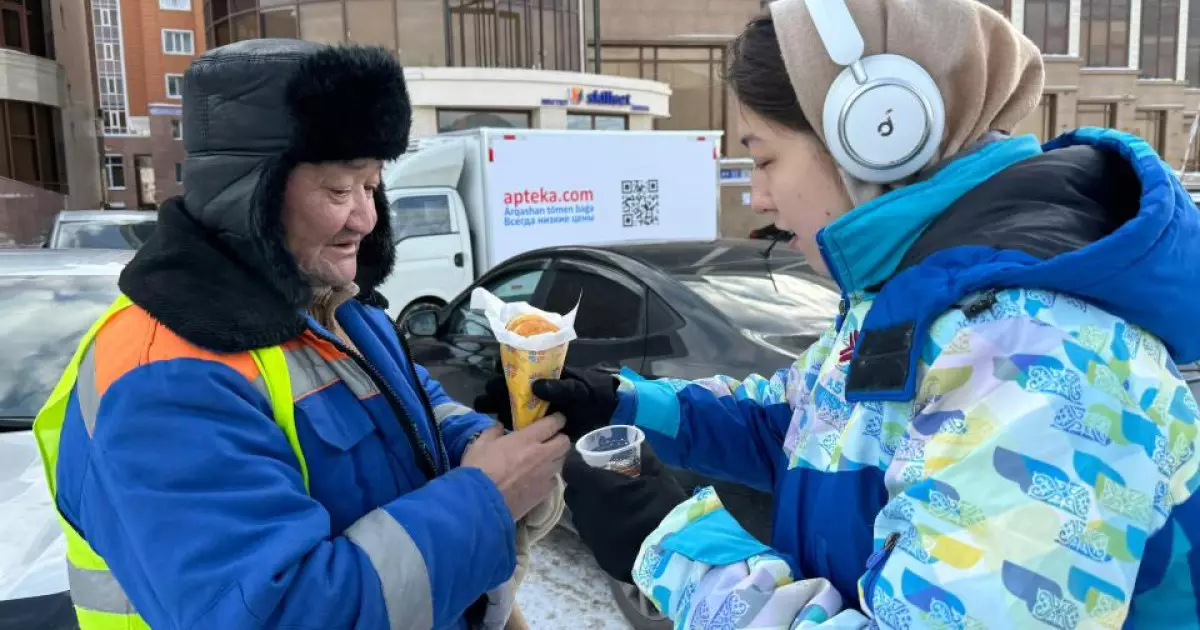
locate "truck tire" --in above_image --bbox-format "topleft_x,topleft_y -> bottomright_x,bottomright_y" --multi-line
396,299 -> 444,332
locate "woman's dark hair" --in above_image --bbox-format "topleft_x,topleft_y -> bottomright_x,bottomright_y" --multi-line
725,15 -> 812,132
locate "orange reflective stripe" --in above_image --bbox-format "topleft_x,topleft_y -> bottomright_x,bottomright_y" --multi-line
291,331 -> 349,363
91,306 -> 261,398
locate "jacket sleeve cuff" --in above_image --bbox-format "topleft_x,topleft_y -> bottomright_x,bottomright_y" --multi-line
614,373 -> 682,439
370,467 -> 516,628
445,414 -> 499,467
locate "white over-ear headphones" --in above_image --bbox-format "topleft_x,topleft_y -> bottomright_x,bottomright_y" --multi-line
804,0 -> 945,183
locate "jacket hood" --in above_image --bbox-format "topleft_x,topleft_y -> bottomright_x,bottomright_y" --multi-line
120,39 -> 410,352
843,128 -> 1200,403
899,128 -> 1200,363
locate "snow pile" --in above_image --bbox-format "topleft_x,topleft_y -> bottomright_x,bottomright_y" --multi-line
516,528 -> 633,629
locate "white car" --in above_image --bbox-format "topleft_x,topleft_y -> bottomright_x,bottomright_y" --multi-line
0,249 -> 131,629
46,211 -> 156,250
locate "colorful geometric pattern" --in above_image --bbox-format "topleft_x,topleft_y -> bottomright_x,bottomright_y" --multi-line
623,288 -> 1200,629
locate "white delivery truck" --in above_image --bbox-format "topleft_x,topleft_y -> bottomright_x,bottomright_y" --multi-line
378,128 -> 723,323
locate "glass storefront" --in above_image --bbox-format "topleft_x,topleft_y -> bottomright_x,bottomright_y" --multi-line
566,113 -> 627,130
204,0 -> 581,70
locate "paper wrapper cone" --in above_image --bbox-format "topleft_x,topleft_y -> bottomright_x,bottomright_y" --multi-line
470,288 -> 578,430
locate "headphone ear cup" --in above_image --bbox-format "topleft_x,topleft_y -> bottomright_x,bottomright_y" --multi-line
821,54 -> 946,184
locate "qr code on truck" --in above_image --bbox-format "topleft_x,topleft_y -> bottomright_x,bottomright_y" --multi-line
621,179 -> 660,227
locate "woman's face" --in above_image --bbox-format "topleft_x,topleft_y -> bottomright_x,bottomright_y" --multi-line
741,107 -> 853,276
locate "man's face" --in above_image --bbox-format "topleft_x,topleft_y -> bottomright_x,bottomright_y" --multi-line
281,160 -> 382,288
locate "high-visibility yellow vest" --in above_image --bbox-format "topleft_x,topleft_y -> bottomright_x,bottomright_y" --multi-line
33,294 -> 309,630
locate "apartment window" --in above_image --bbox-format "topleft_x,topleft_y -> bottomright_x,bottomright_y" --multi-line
170,118 -> 182,139
1134,109 -> 1167,154
100,76 -> 122,95
567,113 -> 629,131
593,43 -> 727,152
1141,0 -> 1181,78
162,29 -> 194,54
1079,0 -> 1132,67
0,100 -> 66,192
0,0 -> 47,57
1190,0 -> 1200,84
260,7 -> 299,39
165,74 -> 184,99
160,0 -> 190,10
447,0 -> 581,71
175,162 -> 183,183
1024,0 -> 1070,54
436,109 -> 531,132
1,0 -> 31,54
1077,101 -> 1118,128
94,0 -> 128,135
105,154 -> 126,189
102,110 -> 127,134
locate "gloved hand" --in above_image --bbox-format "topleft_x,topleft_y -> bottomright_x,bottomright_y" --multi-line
473,365 -> 619,442
562,444 -> 688,584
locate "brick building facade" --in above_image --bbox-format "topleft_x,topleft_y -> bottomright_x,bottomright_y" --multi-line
95,0 -> 203,209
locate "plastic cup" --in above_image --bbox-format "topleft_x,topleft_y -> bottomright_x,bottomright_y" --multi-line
575,425 -> 645,477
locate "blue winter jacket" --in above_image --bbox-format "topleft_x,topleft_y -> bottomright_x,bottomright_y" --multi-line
52,40 -> 522,630
53,286 -> 510,630
617,130 -> 1200,628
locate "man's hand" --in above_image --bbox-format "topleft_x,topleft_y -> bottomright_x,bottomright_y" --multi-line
461,415 -> 571,520
474,366 -> 619,441
562,445 -> 689,584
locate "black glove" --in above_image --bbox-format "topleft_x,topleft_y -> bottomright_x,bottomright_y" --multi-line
562,444 -> 689,584
473,365 -> 619,442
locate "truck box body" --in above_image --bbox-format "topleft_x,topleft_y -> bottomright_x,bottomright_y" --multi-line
381,128 -> 722,319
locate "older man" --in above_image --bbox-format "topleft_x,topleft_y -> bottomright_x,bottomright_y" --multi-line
32,40 -> 567,630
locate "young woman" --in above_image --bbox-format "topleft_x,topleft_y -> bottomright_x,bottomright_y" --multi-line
482,0 -> 1200,626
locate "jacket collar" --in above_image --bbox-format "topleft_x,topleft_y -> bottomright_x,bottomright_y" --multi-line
817,134 -> 1044,301
119,196 -> 393,353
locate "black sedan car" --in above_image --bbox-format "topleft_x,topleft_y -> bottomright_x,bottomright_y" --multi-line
406,239 -> 841,402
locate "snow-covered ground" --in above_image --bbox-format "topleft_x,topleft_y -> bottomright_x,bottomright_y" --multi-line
516,527 -> 634,629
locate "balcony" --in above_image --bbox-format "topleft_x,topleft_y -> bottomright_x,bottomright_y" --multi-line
0,48 -> 64,109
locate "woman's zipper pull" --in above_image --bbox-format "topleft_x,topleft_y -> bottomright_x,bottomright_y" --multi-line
865,532 -> 900,570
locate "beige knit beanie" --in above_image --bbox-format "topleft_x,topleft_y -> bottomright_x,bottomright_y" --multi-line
767,0 -> 1045,203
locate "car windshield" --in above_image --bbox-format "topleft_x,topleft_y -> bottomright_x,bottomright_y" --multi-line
55,220 -> 155,249
677,268 -> 841,354
0,275 -> 120,425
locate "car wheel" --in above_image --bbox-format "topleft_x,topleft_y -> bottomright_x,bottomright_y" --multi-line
606,576 -> 670,630
396,299 -> 443,332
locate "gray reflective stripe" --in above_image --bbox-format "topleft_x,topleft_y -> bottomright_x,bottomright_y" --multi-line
345,509 -> 433,630
251,375 -> 272,401
432,402 -> 473,425
281,346 -> 380,400
281,345 -> 338,399
326,356 -> 380,400
77,342 -> 100,437
67,563 -> 136,615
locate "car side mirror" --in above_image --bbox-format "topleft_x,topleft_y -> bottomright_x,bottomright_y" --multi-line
405,310 -> 439,338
